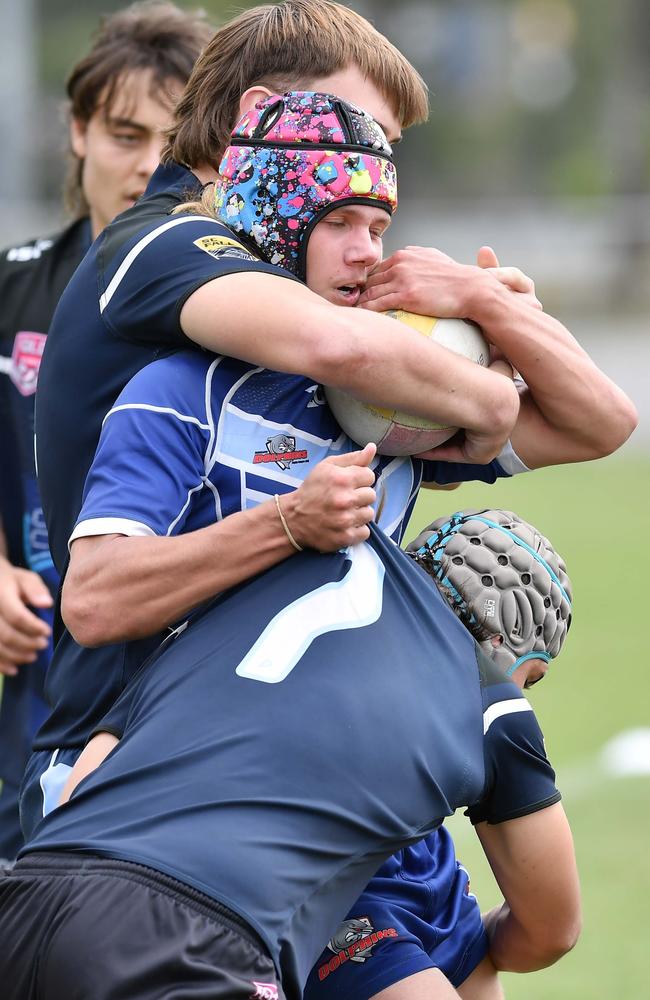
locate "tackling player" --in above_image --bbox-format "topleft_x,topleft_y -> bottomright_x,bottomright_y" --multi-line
0,0 -> 213,861
0,509 -> 580,1000
37,92 -> 594,997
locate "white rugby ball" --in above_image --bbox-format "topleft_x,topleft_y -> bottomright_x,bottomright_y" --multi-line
325,311 -> 490,456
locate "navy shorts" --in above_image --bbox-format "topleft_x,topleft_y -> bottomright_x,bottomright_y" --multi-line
0,852 -> 284,1000
304,828 -> 487,1000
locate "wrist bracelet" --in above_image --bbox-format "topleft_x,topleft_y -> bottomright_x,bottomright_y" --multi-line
274,494 -> 303,552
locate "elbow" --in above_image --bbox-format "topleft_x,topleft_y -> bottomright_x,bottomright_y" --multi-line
540,914 -> 582,967
521,911 -> 582,971
61,580 -> 112,648
487,379 -> 521,439
592,395 -> 639,458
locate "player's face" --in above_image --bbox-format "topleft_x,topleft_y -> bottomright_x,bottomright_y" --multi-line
512,657 -> 550,690
306,66 -> 402,145
70,69 -> 183,239
306,205 -> 390,307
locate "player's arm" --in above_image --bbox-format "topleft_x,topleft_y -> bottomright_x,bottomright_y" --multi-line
180,271 -> 520,466
476,803 -> 581,972
62,445 -> 378,647
59,731 -> 118,805
358,245 -> 637,468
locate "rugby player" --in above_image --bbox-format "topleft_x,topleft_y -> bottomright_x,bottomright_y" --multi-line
0,0 -> 212,861
27,3 -> 635,995
36,90 -> 617,998
0,509 -> 580,1000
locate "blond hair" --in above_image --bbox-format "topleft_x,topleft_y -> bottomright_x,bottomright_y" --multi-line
164,0 -> 428,168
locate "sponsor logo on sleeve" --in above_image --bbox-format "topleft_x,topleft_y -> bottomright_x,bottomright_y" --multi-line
317,917 -> 399,981
193,234 -> 257,261
253,433 -> 308,471
250,983 -> 279,1000
11,331 -> 47,396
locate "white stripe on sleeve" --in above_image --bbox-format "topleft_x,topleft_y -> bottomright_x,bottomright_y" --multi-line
483,698 -> 533,735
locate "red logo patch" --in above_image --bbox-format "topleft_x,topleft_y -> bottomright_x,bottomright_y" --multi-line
11,331 -> 46,396
317,918 -> 399,981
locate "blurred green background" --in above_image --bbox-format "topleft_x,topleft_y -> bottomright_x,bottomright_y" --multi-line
0,1 -> 648,996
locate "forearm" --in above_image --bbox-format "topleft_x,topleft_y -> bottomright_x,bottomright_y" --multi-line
182,273 -> 519,437
476,806 -> 581,974
63,444 -> 379,646
468,282 -> 638,464
63,502 -> 296,646
483,902 -> 578,974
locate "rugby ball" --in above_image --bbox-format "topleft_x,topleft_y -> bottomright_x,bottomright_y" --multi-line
325,311 -> 490,456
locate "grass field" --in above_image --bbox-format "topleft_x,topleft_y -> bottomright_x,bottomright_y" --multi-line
409,450 -> 650,1000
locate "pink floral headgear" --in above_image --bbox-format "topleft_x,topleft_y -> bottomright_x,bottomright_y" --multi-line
214,91 -> 397,280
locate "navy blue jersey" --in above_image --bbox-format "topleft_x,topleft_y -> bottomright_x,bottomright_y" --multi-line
25,527 -> 559,999
0,220 -> 91,818
0,219 -> 90,591
35,163 -> 296,579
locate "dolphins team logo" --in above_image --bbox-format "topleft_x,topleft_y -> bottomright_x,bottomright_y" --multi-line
253,433 -> 308,470
317,916 -> 399,981
327,917 -> 376,962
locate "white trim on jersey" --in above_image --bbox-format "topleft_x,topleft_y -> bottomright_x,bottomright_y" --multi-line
236,541 -> 386,684
167,481 -> 209,536
495,439 -> 529,476
207,366 -> 264,475
204,357 -> 222,470
202,476 -> 223,521
483,698 -> 533,735
223,401 -> 341,449
69,516 -> 156,549
102,402 -> 211,431
99,215 -> 216,313
375,457 -> 417,539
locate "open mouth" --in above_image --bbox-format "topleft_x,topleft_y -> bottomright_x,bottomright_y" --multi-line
336,284 -> 362,305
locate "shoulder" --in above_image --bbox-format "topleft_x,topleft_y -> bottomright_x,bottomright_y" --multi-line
467,645 -> 560,824
0,219 -> 90,287
104,350 -> 222,431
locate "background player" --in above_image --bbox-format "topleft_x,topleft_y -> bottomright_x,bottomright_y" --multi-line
2,508 -> 579,1000
0,0 -> 212,862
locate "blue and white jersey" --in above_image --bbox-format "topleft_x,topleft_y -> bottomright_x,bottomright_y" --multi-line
71,351 -> 524,548
71,352 -> 415,544
25,526 -> 559,1000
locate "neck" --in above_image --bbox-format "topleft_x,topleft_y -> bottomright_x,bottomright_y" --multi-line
192,163 -> 220,186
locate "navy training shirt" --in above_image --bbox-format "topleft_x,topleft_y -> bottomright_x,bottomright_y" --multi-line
35,163 -> 297,579
25,526 -> 560,999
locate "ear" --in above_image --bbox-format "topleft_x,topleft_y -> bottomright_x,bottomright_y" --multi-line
238,85 -> 275,117
69,116 -> 88,159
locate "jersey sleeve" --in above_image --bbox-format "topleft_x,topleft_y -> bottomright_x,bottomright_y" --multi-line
466,685 -> 561,825
98,216 -> 300,347
421,440 -> 529,486
70,354 -> 212,543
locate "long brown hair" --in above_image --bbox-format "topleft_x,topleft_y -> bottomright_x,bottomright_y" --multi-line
164,0 -> 429,170
65,1 -> 213,219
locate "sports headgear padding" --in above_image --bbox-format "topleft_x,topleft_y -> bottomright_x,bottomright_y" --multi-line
214,91 -> 397,279
407,509 -> 573,675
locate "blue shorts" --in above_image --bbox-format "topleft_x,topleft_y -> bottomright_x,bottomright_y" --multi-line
304,828 -> 487,1000
19,747 -> 82,843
